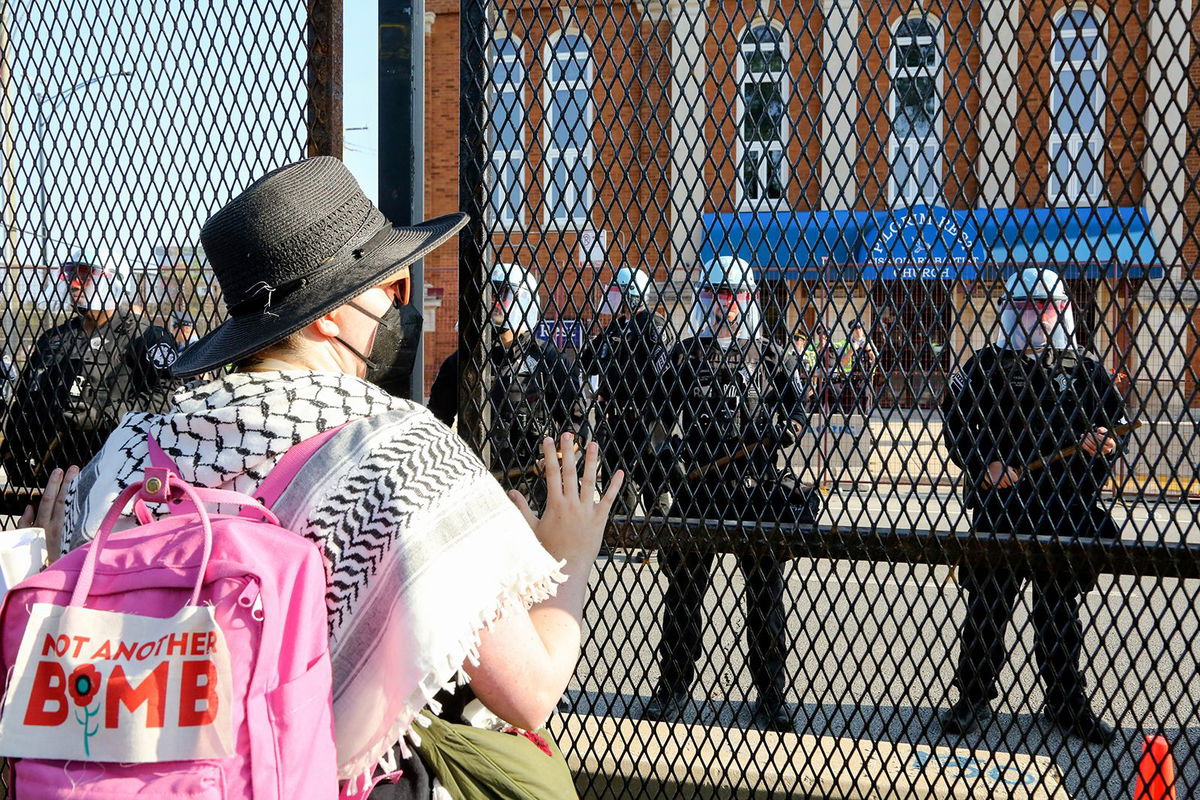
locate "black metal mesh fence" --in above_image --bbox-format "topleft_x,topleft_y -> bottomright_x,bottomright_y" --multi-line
0,1 -> 317,505
456,0 -> 1200,797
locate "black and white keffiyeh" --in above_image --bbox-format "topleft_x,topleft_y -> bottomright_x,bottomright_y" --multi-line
63,370 -> 565,790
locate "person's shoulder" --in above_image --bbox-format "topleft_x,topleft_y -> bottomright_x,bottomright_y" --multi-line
1066,348 -> 1103,372
948,347 -> 995,392
39,319 -> 75,341
329,403 -> 484,472
966,345 -> 1003,367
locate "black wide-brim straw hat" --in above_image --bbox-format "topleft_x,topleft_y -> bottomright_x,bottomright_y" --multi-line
172,156 -> 467,377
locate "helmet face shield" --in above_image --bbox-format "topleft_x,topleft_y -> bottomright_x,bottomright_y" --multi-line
61,260 -> 121,312
692,285 -> 759,338
998,296 -> 1075,351
995,267 -> 1075,351
486,265 -> 541,335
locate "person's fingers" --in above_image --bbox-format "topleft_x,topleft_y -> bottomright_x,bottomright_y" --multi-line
50,466 -> 79,536
507,490 -> 540,529
18,505 -> 33,528
540,437 -> 562,500
1079,435 -> 1097,456
560,433 -> 578,499
35,469 -> 64,530
597,469 -> 625,515
580,440 -> 599,500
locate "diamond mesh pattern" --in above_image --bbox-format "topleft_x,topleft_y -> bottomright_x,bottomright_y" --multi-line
0,1 -> 310,502
455,0 -> 1200,797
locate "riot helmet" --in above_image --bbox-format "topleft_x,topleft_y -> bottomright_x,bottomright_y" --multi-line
488,262 -> 541,335
614,266 -> 652,311
688,255 -> 762,339
995,267 -> 1075,351
60,251 -> 124,313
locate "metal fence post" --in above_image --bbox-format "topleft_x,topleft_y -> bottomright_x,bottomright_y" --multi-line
306,0 -> 343,159
457,0 -> 487,457
379,0 -> 425,401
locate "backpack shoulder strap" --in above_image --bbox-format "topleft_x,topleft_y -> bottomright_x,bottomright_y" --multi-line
253,421 -> 353,508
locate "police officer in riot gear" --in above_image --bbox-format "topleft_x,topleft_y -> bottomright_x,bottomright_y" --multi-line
484,263 -> 582,507
942,267 -> 1124,744
645,256 -> 815,732
1,256 -> 179,485
578,266 -> 676,516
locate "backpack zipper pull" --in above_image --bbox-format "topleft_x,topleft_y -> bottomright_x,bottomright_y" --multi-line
236,581 -> 264,622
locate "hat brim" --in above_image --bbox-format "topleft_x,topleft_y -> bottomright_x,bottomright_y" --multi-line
172,212 -> 468,377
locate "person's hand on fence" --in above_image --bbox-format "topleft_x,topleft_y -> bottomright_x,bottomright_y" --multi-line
508,433 -> 623,562
1079,427 -> 1117,457
18,464 -> 80,565
984,461 -> 1020,489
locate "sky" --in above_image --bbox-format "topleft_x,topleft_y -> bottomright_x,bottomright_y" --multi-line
341,2 -> 378,202
4,1 -> 378,306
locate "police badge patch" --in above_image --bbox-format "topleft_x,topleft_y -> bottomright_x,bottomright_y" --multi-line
147,343 -> 179,369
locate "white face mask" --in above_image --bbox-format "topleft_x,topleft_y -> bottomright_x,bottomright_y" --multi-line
70,277 -> 120,312
996,298 -> 1075,351
689,287 -> 761,339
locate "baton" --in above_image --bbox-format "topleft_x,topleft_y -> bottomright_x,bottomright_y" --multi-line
492,442 -> 581,483
685,436 -> 778,482
1024,419 -> 1143,473
978,419 -> 1143,488
33,435 -> 61,476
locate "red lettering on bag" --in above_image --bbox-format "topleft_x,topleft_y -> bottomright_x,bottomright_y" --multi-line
24,661 -> 69,726
165,633 -> 189,656
178,660 -> 218,727
189,634 -> 206,656
105,662 -> 167,729
114,640 -> 137,661
41,634 -> 64,657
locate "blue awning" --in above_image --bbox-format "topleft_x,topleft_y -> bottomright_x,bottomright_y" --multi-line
701,210 -> 859,281
973,206 -> 1162,280
855,206 -> 985,280
700,205 -> 1163,282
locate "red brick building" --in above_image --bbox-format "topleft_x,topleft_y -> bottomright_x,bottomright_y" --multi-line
420,0 -> 1192,409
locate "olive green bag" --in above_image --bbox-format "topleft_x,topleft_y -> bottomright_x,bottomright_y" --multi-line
411,711 -> 579,800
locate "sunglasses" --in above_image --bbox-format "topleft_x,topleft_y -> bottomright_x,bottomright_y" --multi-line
1014,299 -> 1068,315
59,263 -> 104,285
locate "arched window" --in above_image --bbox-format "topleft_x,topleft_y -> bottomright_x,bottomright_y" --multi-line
1049,8 -> 1106,205
889,16 -> 942,205
738,24 -> 788,206
490,37 -> 525,227
544,33 -> 593,226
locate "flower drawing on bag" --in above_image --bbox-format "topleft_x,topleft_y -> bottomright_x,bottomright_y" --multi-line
68,664 -> 100,706
68,664 -> 101,756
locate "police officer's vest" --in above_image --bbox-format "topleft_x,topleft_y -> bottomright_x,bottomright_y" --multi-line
684,337 -> 776,440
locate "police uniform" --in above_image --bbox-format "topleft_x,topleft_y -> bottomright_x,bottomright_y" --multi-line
942,276 -> 1124,743
428,348 -> 459,428
651,332 -> 813,729
487,332 -> 582,506
2,313 -> 179,485
578,308 -> 675,514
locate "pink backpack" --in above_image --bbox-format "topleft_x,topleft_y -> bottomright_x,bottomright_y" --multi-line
0,429 -> 342,799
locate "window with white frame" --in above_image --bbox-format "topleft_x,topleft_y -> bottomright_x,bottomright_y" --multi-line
489,37 -> 525,227
738,24 -> 788,206
1049,8 -> 1106,205
544,34 -> 593,226
889,17 -> 942,205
